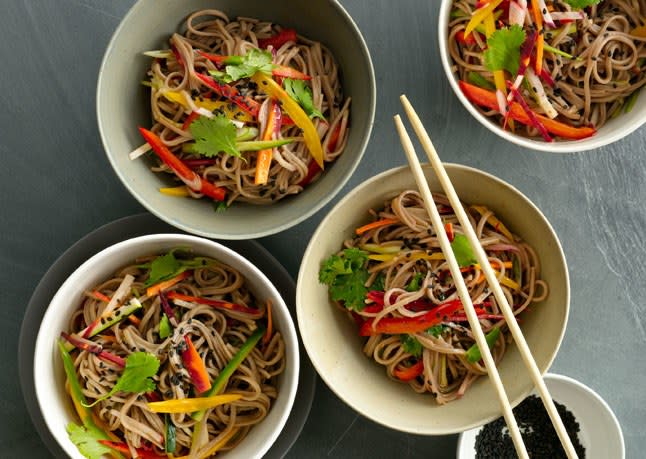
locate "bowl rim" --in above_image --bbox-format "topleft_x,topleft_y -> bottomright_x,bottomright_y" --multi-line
456,372 -> 626,458
33,233 -> 299,459
296,162 -> 570,434
96,0 -> 376,240
437,0 -> 646,153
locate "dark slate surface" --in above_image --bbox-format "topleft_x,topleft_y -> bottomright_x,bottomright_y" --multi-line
3,0 -> 643,457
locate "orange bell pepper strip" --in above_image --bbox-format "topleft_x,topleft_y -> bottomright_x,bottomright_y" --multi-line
251,72 -> 324,169
181,335 -> 212,394
255,100 -> 279,185
393,360 -> 424,381
138,128 -> 227,201
355,218 -> 399,235
145,270 -> 191,297
459,81 -> 596,140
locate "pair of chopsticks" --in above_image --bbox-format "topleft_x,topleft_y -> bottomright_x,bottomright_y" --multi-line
394,95 -> 578,459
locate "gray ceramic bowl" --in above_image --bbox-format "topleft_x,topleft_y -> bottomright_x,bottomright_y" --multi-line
297,163 -> 570,434
97,0 -> 375,239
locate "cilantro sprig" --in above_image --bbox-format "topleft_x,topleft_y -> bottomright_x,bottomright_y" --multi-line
66,423 -> 114,459
145,249 -> 210,286
484,25 -> 526,76
319,248 -> 370,311
84,352 -> 160,407
209,49 -> 274,83
563,0 -> 601,8
284,78 -> 325,120
400,334 -> 422,357
190,114 -> 241,158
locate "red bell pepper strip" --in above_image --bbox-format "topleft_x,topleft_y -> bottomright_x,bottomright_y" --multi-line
298,160 -> 322,187
166,291 -> 260,315
258,28 -> 298,49
456,30 -> 478,46
459,81 -> 596,140
393,360 -> 424,381
181,111 -> 200,130
198,51 -> 311,80
360,300 -> 480,336
194,73 -> 260,118
138,128 -> 227,201
98,440 -> 167,459
181,335 -> 212,394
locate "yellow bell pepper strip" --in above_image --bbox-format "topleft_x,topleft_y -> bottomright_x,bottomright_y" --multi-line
139,128 -> 227,201
159,185 -> 190,197
531,0 -> 544,74
174,427 -> 239,459
147,393 -> 242,413
459,81 -> 596,140
192,327 -> 265,421
145,270 -> 191,297
255,99 -> 280,185
181,335 -> 212,394
251,72 -> 325,169
355,218 -> 399,235
469,204 -> 514,241
632,24 -> 646,38
195,73 -> 260,119
163,90 -> 254,123
464,0 -> 504,38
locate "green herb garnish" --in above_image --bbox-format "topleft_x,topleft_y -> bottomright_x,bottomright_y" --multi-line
284,78 -> 325,120
400,334 -> 422,358
319,248 -> 370,311
484,25 -> 526,76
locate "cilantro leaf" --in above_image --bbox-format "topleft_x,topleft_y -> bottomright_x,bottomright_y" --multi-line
66,423 -> 113,459
213,200 -> 229,213
371,272 -> 386,291
84,353 -> 160,407
563,0 -> 601,8
451,234 -> 477,268
189,114 -> 241,158
147,251 -> 181,286
319,248 -> 370,311
283,78 -> 325,120
159,314 -> 172,339
225,49 -> 273,82
406,273 -> 424,292
426,325 -> 447,338
484,25 -> 526,76
400,334 -> 422,358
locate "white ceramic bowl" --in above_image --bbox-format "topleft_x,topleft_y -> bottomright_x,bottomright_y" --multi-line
33,234 -> 299,459
457,373 -> 625,458
296,163 -> 569,434
438,0 -> 646,153
97,0 -> 375,239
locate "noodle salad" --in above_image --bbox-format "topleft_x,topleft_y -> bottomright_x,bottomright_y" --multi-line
132,9 -> 350,208
57,250 -> 285,458
319,191 -> 547,404
448,0 -> 646,141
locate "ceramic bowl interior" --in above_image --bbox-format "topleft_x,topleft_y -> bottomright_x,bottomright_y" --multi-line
97,0 -> 375,239
457,373 -> 625,459
296,163 -> 569,434
437,0 -> 646,153
33,234 -> 299,459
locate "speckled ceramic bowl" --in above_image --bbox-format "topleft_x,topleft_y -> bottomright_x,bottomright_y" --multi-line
297,163 -> 569,434
457,373 -> 625,458
33,234 -> 299,459
97,0 -> 375,239
438,0 -> 646,153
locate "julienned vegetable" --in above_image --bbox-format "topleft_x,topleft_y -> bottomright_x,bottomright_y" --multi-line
449,0 -> 645,140
60,250 -> 284,458
138,11 -> 350,206
319,191 -> 545,404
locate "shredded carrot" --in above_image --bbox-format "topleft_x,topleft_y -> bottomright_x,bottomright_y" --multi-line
531,0 -> 544,74
355,218 -> 399,235
97,334 -> 117,343
632,25 -> 646,38
90,290 -> 111,303
263,300 -> 273,345
444,222 -> 454,242
146,270 -> 191,297
127,314 -> 141,326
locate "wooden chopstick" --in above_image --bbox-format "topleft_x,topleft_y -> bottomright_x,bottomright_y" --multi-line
397,94 -> 579,459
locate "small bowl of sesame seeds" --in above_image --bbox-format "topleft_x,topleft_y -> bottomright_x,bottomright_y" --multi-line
457,373 -> 625,459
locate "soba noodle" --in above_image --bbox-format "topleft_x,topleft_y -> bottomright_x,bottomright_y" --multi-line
322,191 -> 547,404
145,9 -> 350,205
62,252 -> 285,457
448,0 -> 646,138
